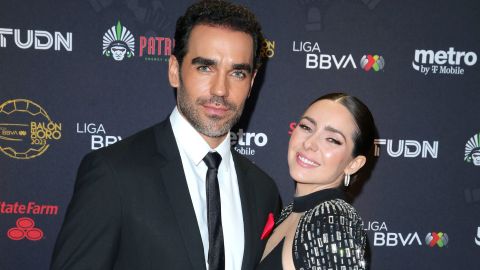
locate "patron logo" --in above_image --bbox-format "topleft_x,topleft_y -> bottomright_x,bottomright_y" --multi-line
0,27 -> 72,51
374,139 -> 438,158
360,54 -> 385,72
412,47 -> 477,75
425,232 -> 448,247
261,38 -> 275,58
7,217 -> 44,241
0,99 -> 62,159
76,122 -> 122,150
231,129 -> 268,156
138,35 -> 173,62
103,20 -> 174,62
464,132 -> 480,166
103,21 -> 135,61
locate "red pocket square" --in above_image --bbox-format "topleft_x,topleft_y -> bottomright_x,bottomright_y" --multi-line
260,213 -> 274,240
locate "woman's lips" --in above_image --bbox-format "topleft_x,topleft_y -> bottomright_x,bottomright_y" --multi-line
296,153 -> 320,168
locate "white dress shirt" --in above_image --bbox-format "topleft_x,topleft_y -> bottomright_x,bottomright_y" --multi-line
170,107 -> 245,270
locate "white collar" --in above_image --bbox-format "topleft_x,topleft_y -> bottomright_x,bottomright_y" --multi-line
169,106 -> 232,170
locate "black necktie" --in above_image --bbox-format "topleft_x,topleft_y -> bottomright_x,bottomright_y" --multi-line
203,152 -> 225,270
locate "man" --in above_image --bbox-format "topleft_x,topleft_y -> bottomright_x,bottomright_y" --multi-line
50,1 -> 281,270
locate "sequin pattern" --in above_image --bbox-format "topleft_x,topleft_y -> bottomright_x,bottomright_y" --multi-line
276,199 -> 366,270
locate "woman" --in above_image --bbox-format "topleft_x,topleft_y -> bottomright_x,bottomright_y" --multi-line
258,93 -> 374,269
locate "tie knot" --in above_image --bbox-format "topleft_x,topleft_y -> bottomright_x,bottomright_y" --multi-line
203,152 -> 222,170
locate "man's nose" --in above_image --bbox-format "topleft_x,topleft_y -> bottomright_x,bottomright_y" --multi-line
210,73 -> 229,97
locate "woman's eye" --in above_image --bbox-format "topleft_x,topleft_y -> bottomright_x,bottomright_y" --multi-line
327,138 -> 342,145
298,124 -> 312,132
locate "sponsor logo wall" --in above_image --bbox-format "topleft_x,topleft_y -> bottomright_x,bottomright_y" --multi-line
1,0 -> 479,269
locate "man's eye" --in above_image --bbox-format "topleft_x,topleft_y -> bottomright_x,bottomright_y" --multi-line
232,71 -> 246,79
197,66 -> 211,72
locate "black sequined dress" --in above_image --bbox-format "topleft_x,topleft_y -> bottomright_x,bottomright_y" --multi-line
257,188 -> 366,270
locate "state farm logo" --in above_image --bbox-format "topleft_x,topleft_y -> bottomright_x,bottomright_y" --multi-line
0,27 -> 72,52
360,54 -> 385,72
464,132 -> 480,166
374,139 -> 438,159
425,232 -> 448,248
2,201 -> 58,241
261,38 -> 275,58
76,122 -> 122,150
102,20 -> 173,63
0,99 -> 62,159
412,47 -> 477,75
231,129 -> 268,156
7,217 -> 44,241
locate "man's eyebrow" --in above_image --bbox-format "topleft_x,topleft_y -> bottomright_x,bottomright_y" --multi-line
191,57 -> 216,66
233,63 -> 253,74
191,57 -> 253,74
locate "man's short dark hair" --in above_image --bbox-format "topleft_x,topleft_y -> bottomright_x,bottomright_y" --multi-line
173,0 -> 264,70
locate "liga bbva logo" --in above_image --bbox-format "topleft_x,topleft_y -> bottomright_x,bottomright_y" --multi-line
0,99 -> 62,159
103,21 -> 135,61
464,132 -> 480,166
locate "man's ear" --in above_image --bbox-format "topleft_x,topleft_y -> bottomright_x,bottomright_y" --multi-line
344,155 -> 367,175
168,55 -> 180,88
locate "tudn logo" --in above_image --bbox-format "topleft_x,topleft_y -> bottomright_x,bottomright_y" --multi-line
360,54 -> 385,72
425,232 -> 448,247
475,227 -> 480,246
103,21 -> 135,61
7,217 -> 44,241
465,132 -> 480,166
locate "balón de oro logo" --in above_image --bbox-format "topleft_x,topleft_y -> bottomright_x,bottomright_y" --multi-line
0,99 -> 61,159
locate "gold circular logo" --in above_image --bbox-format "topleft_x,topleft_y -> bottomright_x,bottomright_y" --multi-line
0,99 -> 61,159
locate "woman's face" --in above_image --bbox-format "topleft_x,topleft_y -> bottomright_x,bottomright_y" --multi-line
288,99 -> 365,194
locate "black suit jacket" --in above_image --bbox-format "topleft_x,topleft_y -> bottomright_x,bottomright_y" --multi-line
51,119 -> 281,270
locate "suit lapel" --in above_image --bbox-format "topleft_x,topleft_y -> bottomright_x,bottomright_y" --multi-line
153,120 -> 206,270
233,152 -> 259,270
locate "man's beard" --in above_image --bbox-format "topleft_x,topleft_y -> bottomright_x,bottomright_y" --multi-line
176,80 -> 245,138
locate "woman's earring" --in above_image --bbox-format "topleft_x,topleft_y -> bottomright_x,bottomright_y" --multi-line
344,173 -> 350,186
